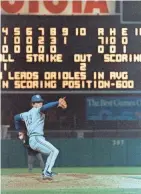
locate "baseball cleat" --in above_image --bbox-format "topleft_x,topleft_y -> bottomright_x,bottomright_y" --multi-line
51,172 -> 58,176
42,172 -> 53,180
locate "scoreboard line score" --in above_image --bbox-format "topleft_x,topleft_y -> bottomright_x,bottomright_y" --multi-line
1,15 -> 141,93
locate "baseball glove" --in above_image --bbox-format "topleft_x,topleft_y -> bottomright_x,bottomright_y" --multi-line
58,97 -> 67,109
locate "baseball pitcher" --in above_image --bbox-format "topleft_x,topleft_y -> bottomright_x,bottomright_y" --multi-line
14,95 -> 67,180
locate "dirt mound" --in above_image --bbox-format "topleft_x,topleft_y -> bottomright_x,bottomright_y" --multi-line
2,173 -> 141,190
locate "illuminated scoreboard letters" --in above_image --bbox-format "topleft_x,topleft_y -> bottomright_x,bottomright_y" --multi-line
1,15 -> 141,92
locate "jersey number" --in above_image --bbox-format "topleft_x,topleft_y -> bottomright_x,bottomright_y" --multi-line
26,114 -> 32,126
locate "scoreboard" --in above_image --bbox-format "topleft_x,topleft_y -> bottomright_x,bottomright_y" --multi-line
1,15 -> 141,93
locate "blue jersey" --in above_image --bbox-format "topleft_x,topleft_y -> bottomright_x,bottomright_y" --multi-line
14,101 -> 58,137
20,107 -> 45,136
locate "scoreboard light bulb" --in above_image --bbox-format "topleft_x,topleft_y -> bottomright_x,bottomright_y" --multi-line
4,63 -> 7,71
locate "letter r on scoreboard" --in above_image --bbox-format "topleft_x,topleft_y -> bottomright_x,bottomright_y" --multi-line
120,0 -> 141,24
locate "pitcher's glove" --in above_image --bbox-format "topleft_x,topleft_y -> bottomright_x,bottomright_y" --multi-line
58,97 -> 67,109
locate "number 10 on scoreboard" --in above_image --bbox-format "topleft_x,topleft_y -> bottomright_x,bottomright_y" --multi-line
75,28 -> 87,36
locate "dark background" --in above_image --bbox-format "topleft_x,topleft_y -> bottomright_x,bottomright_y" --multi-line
2,94 -> 141,138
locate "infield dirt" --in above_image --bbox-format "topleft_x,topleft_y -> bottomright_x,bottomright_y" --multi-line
2,173 -> 141,190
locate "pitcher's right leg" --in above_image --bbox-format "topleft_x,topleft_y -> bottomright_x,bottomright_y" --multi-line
29,136 -> 59,179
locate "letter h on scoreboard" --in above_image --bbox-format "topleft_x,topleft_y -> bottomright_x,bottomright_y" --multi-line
120,0 -> 141,24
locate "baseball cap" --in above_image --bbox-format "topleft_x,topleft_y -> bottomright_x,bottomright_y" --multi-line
31,95 -> 44,103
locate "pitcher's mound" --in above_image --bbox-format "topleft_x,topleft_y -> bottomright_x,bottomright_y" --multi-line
2,173 -> 141,190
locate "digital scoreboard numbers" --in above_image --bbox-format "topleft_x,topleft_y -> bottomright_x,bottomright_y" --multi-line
1,15 -> 141,93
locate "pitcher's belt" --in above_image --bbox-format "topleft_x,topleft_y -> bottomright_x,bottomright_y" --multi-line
29,134 -> 44,137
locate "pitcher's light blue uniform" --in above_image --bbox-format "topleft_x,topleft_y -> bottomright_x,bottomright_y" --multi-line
20,107 -> 45,137
14,95 -> 59,177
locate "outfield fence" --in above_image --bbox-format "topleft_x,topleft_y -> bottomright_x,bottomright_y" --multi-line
1,138 -> 141,168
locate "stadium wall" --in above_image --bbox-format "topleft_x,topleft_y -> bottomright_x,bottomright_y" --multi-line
1,139 -> 141,168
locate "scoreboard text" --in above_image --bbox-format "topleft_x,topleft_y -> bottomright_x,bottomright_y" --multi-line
1,15 -> 141,92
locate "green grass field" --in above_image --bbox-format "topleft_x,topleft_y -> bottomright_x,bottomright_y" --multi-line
1,167 -> 141,194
